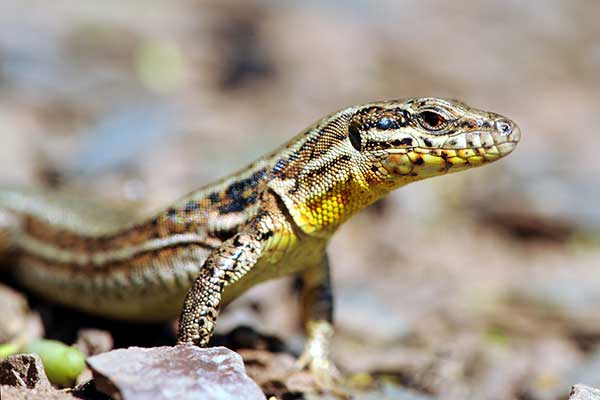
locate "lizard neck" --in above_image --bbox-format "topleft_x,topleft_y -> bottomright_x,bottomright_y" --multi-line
265,108 -> 393,237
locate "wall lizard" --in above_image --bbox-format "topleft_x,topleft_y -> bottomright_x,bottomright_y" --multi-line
0,98 -> 520,388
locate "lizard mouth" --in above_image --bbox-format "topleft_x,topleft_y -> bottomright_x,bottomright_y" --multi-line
386,141 -> 519,160
382,140 -> 519,176
382,121 -> 520,176
387,122 -> 521,160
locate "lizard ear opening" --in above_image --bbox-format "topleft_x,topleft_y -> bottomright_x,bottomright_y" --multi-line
348,124 -> 361,151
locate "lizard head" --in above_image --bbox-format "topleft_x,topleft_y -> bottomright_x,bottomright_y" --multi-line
269,98 -> 520,236
347,98 -> 521,187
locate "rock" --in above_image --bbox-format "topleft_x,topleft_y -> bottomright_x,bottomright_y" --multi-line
0,353 -> 50,389
87,345 -> 266,400
569,350 -> 600,389
0,386 -> 78,400
570,384 -> 600,400
239,349 -> 316,396
0,385 -> 79,400
73,329 -> 112,387
75,328 -> 114,357
0,284 -> 30,343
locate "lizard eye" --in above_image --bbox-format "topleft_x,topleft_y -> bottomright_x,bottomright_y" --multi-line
418,110 -> 448,131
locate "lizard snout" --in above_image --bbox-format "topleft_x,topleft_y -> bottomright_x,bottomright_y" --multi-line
491,118 -> 521,157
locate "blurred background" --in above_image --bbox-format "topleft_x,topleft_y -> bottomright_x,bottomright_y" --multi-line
1,1 -> 599,399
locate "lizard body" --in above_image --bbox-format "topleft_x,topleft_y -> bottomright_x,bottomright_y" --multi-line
0,98 -> 520,386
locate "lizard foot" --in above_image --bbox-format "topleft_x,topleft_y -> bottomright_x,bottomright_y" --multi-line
295,321 -> 352,397
296,352 -> 350,396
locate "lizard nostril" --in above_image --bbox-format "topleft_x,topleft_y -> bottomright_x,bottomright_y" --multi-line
496,120 -> 512,135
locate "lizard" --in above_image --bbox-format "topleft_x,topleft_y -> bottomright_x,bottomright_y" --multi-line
0,98 -> 520,388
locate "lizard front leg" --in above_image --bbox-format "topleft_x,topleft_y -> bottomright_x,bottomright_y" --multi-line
297,254 -> 346,390
177,212 -> 274,346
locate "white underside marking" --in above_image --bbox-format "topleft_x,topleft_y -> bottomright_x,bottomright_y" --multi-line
16,232 -> 210,267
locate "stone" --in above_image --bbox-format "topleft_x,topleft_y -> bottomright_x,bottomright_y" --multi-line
87,345 -> 266,400
0,353 -> 50,389
570,384 -> 600,400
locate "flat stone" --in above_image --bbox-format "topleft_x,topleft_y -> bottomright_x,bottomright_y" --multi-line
87,345 -> 266,400
0,385 -> 78,400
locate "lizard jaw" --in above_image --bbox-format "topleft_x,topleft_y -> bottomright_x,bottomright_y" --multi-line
381,117 -> 520,177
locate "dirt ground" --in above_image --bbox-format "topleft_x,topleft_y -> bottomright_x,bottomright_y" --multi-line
1,1 -> 599,399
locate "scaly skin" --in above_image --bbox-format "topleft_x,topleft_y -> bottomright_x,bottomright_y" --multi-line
0,98 -> 520,389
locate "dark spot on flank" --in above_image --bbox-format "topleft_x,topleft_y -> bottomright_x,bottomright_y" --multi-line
259,230 -> 273,240
414,157 -> 424,165
219,197 -> 251,214
370,165 -> 379,172
233,236 -> 243,247
399,138 -> 413,146
218,169 -> 265,214
184,201 -> 199,213
167,208 -> 177,218
423,138 -> 433,147
273,159 -> 287,174
410,172 -> 418,176
209,192 -> 220,204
